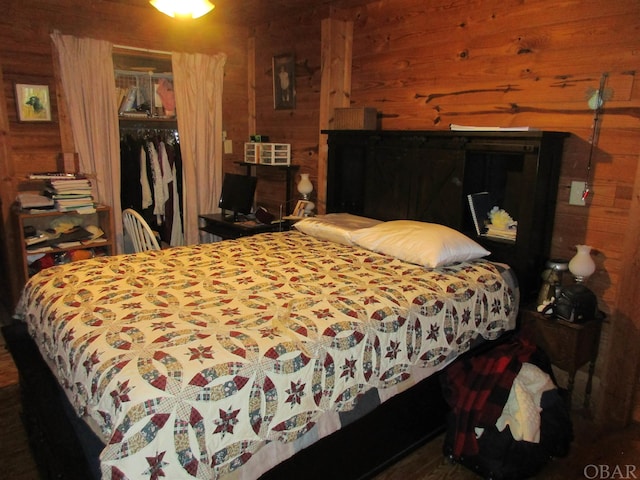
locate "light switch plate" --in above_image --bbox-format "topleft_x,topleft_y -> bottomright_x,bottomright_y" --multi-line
569,181 -> 586,206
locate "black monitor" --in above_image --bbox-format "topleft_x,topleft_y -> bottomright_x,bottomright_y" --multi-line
218,173 -> 257,222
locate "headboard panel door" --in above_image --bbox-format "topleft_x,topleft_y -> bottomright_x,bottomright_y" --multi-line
326,133 -> 466,226
365,136 -> 465,226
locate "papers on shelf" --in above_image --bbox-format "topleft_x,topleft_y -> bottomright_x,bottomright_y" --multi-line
56,241 -> 82,248
449,124 -> 539,132
82,237 -> 107,245
16,192 -> 55,209
25,230 -> 59,247
485,225 -> 517,241
25,233 -> 49,246
26,245 -> 53,254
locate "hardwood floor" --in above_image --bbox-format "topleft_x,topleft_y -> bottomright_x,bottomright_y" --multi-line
372,415 -> 640,480
2,305 -> 639,480
0,318 -> 40,480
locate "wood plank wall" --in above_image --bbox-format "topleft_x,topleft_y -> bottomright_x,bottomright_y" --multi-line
343,1 -> 640,304
0,1 -> 249,305
247,7 -> 331,211
249,0 -> 640,425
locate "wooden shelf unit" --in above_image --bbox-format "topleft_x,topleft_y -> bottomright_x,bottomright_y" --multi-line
13,204 -> 115,288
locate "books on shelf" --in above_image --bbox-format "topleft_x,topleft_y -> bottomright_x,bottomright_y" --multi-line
467,192 -> 491,236
56,204 -> 97,214
46,178 -> 91,189
40,176 -> 95,212
467,191 -> 517,241
16,193 -> 54,209
28,172 -> 79,180
485,225 -> 517,241
25,227 -> 94,250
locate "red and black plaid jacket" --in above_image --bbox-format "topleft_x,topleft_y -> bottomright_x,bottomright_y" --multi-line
443,335 -> 537,457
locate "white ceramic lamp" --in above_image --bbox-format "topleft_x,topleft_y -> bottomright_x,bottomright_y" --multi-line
568,245 -> 596,283
297,173 -> 313,200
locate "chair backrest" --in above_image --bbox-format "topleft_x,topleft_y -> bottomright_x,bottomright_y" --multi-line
122,208 -> 161,252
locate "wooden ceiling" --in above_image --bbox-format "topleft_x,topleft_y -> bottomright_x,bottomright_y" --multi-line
109,0 -> 370,26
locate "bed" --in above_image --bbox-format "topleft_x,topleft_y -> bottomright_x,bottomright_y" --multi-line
12,212 -> 519,480
8,128 -> 570,480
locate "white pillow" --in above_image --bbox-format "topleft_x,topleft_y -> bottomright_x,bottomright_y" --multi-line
350,220 -> 490,267
293,213 -> 382,245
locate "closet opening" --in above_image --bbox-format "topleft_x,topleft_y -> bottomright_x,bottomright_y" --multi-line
113,48 -> 184,250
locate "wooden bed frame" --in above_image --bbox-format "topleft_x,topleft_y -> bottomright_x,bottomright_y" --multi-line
5,129 -> 566,479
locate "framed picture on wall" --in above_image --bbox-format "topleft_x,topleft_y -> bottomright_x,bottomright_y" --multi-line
15,83 -> 52,122
273,53 -> 296,110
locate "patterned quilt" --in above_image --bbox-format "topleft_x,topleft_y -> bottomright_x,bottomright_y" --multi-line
16,230 -> 518,480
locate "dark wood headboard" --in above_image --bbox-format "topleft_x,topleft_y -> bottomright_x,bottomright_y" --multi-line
323,129 -> 569,303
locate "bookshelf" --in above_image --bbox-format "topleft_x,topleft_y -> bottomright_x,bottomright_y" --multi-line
13,204 -> 115,289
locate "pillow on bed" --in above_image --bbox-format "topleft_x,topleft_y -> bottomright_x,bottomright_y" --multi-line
293,213 -> 382,245
350,220 -> 490,267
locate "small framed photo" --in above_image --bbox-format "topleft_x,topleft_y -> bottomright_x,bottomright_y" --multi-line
292,200 -> 312,217
273,53 -> 295,110
15,83 -> 52,122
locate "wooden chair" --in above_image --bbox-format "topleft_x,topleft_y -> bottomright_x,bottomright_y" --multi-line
122,208 -> 161,253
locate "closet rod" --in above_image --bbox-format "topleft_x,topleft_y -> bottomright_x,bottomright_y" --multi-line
113,44 -> 171,56
120,125 -> 178,132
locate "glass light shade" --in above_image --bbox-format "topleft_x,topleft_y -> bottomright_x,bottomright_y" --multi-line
150,0 -> 215,18
297,173 -> 313,200
568,245 -> 596,283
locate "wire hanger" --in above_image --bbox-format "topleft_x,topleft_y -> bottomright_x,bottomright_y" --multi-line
582,72 -> 610,201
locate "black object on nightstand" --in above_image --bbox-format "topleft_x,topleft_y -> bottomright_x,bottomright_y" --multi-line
199,213 -> 287,240
520,308 -> 604,416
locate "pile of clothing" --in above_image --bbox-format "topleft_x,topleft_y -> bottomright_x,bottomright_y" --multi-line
442,335 -> 573,480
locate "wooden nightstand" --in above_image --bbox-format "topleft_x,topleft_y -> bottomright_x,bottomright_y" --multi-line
520,308 -> 603,414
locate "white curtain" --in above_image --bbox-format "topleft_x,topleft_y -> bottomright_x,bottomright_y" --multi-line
50,32 -> 123,252
172,52 -> 227,245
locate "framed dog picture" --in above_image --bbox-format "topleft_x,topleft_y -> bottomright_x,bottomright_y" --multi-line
15,83 -> 52,122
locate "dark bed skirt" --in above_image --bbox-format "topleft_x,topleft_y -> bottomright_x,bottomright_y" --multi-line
3,321 -> 101,479
3,321 -> 513,480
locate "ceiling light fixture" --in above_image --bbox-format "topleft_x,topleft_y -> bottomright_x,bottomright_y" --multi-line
150,0 -> 215,19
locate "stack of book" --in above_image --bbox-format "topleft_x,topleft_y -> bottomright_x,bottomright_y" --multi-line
485,224 -> 517,241
16,192 -> 55,210
45,176 -> 95,213
467,191 -> 517,241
